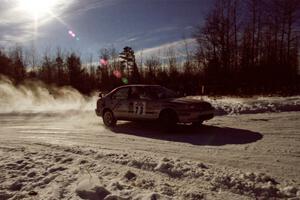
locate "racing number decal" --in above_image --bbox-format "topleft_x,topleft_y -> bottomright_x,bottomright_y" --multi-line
134,102 -> 146,115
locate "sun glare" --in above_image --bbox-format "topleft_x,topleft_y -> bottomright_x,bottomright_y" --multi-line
18,0 -> 58,18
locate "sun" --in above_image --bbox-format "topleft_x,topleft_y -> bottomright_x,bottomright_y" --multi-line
18,0 -> 58,18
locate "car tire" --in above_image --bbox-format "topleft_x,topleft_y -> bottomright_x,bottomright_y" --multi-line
103,110 -> 116,127
159,110 -> 177,130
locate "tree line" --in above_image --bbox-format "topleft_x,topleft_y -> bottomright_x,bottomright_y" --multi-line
195,0 -> 300,94
0,45 -> 201,95
0,0 -> 299,96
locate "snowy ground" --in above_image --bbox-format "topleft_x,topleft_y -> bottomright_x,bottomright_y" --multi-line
0,110 -> 299,200
0,77 -> 300,199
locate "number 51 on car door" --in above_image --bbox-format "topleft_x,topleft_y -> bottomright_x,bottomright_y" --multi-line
134,102 -> 146,115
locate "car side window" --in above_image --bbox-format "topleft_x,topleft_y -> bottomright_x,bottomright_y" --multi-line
139,88 -> 153,100
112,88 -> 129,100
128,87 -> 140,100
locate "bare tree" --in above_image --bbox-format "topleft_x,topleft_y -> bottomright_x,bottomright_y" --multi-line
144,55 -> 161,84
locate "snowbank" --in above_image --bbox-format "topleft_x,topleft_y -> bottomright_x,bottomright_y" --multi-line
192,96 -> 300,115
0,144 -> 299,199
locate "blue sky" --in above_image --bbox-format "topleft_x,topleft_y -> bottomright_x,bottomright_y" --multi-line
0,0 -> 213,61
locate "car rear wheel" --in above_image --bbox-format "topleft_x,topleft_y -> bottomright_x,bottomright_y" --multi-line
103,110 -> 116,127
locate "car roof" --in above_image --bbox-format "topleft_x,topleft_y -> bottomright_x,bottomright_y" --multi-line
107,84 -> 162,95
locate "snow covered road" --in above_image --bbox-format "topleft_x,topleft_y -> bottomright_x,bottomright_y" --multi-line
0,111 -> 299,199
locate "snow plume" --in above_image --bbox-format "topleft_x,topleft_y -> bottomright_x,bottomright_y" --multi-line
194,96 -> 300,115
0,75 -> 96,114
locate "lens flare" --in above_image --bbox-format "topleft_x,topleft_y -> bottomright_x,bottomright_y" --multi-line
100,59 -> 108,66
113,70 -> 122,78
68,30 -> 80,41
122,77 -> 128,84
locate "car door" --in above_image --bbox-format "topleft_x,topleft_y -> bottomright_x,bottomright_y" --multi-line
110,87 -> 130,119
141,87 -> 161,119
127,86 -> 145,120
128,86 -> 158,120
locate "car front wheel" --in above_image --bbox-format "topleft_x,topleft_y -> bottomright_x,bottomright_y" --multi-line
103,110 -> 116,127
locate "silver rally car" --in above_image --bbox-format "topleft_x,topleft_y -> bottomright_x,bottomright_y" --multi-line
95,85 -> 214,128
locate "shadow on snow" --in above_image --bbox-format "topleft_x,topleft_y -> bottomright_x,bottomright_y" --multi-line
111,122 -> 263,146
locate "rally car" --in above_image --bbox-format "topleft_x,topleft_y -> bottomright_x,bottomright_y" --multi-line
95,85 -> 214,128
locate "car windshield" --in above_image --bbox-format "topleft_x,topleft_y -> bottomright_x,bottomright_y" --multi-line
146,86 -> 178,99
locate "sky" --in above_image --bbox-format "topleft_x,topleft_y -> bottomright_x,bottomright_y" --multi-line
0,0 -> 213,61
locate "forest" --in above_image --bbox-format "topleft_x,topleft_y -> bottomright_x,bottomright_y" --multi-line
0,0 -> 299,96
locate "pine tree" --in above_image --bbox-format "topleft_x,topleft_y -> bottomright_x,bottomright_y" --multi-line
119,47 -> 140,84
67,53 -> 84,92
